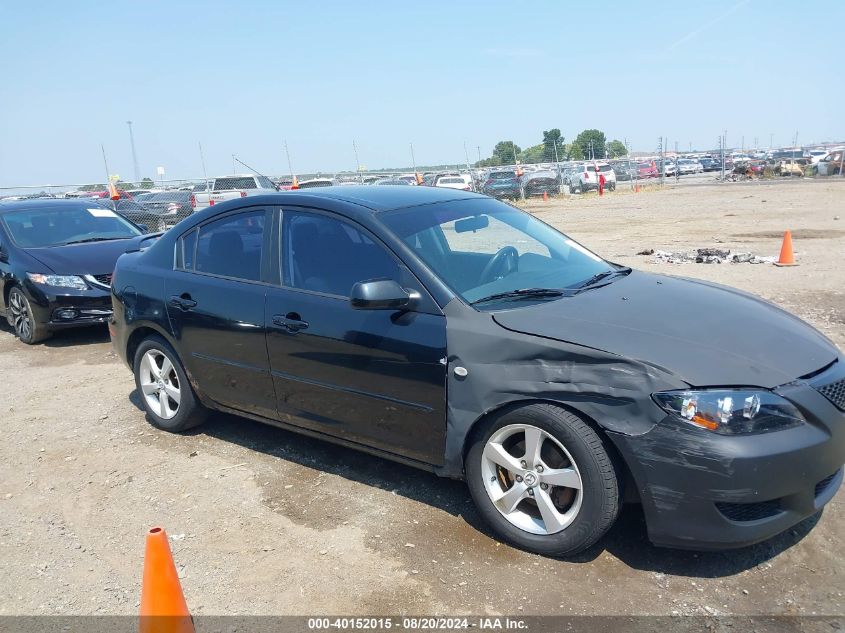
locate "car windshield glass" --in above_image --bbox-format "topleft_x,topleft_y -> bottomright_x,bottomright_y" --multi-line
380,198 -> 614,307
1,206 -> 141,247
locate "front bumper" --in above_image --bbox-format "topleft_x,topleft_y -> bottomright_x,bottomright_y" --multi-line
25,281 -> 113,330
610,362 -> 845,550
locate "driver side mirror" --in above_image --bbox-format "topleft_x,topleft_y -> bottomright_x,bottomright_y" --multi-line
350,279 -> 419,310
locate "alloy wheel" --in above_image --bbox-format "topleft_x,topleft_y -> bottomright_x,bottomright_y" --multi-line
481,423 -> 583,535
139,349 -> 181,419
9,291 -> 32,341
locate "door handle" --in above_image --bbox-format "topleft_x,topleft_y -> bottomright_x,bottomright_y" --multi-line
272,313 -> 309,333
169,294 -> 197,310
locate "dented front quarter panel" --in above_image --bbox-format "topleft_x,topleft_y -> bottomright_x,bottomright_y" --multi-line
436,298 -> 686,479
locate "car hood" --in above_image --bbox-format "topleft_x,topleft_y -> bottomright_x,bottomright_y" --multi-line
24,239 -> 136,275
491,271 -> 838,389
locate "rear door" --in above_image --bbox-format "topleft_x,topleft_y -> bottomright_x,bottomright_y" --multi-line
264,207 -> 447,465
166,207 -> 277,418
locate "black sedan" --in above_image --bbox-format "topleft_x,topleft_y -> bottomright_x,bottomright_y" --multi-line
109,187 -> 844,556
0,198 -> 144,343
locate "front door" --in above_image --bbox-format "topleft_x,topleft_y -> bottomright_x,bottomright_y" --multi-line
165,207 -> 277,419
265,208 -> 447,465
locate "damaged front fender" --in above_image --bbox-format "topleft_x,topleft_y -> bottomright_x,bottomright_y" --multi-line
436,298 -> 685,479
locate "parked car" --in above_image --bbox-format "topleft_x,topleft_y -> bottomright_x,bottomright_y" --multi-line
568,163 -> 616,193
817,151 -> 843,176
698,158 -> 718,172
637,162 -> 659,179
520,170 -> 561,196
109,186 -> 845,557
806,150 -> 829,164
434,175 -> 471,191
775,159 -> 807,177
661,160 -> 677,177
0,198 -> 146,343
191,174 -> 278,210
297,178 -> 337,189
482,171 -> 522,199
677,159 -> 703,175
93,199 -> 158,232
132,191 -> 195,230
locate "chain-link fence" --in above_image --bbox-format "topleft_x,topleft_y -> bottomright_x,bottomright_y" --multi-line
2,144 -> 843,235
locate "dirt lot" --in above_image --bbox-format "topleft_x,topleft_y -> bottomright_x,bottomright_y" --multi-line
1,179 -> 843,617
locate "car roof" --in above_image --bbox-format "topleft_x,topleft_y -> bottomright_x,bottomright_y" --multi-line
0,198 -> 104,214
213,185 -> 482,215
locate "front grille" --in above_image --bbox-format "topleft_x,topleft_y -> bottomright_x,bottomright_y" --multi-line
93,274 -> 112,286
815,469 -> 841,497
715,499 -> 783,522
816,377 -> 845,410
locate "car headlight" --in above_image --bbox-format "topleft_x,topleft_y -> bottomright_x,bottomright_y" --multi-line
652,389 -> 805,435
27,273 -> 88,290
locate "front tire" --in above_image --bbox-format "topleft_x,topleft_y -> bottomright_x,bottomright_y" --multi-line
133,335 -> 206,432
466,404 -> 620,557
7,287 -> 50,344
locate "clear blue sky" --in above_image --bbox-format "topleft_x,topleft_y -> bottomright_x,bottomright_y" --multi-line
0,0 -> 841,186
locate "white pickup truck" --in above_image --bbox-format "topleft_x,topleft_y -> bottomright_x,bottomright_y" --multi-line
191,174 -> 278,210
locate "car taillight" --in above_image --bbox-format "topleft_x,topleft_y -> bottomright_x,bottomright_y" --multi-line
190,194 -> 196,209
584,172 -> 590,179
209,199 -> 215,206
240,191 -> 247,198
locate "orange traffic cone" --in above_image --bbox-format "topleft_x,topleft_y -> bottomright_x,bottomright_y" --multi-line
635,184 -> 640,193
140,527 -> 194,633
774,230 -> 798,266
543,191 -> 548,202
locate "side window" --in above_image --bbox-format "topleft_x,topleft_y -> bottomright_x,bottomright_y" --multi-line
284,212 -> 401,297
176,228 -> 197,270
194,210 -> 266,281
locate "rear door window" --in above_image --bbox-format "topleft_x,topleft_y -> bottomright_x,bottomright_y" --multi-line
193,210 -> 267,281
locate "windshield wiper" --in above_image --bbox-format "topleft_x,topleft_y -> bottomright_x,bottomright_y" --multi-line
574,267 -> 632,292
470,287 -> 565,306
61,236 -> 125,245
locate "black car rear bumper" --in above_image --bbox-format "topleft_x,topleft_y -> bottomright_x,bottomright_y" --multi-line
610,366 -> 845,550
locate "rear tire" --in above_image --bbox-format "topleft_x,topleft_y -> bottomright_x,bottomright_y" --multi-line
466,404 -> 621,557
133,335 -> 207,432
7,287 -> 51,344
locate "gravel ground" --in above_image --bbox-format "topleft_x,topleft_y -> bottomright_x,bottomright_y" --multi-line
0,178 -> 843,617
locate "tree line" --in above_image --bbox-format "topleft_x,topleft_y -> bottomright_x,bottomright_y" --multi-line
476,129 -> 628,167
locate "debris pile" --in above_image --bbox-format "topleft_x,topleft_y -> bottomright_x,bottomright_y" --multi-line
643,248 -> 776,265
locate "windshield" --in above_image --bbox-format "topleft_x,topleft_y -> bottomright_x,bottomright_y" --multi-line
380,198 -> 614,307
1,206 -> 141,247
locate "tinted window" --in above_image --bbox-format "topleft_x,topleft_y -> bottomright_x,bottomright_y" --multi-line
177,228 -> 198,270
284,212 -> 400,297
195,210 -> 265,281
214,177 -> 257,190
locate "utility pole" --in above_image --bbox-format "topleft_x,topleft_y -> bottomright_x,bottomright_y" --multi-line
719,134 -> 725,181
101,144 -> 112,183
410,142 -> 418,174
126,121 -> 140,184
284,140 -> 295,181
658,136 -> 664,186
770,133 -> 774,150
476,145 -> 481,163
198,142 -> 209,189
353,139 -> 363,184
463,142 -> 473,191
232,154 -> 236,175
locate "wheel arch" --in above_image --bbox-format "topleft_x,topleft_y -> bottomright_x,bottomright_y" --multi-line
125,321 -> 180,369
456,397 -> 638,500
